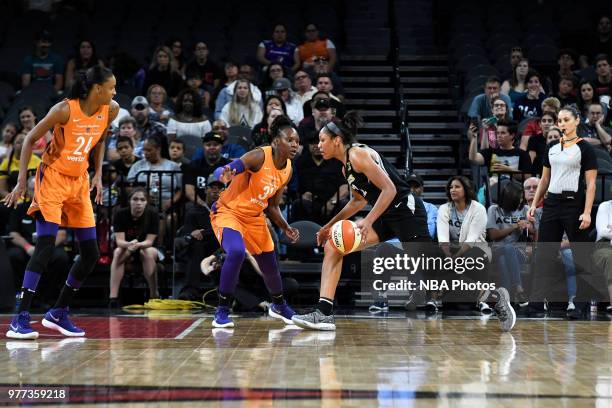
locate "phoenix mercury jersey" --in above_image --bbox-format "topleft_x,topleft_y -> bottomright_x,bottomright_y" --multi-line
43,98 -> 110,177
215,146 -> 292,218
344,143 -> 412,206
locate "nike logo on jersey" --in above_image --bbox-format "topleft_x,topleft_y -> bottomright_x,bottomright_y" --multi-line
73,118 -> 81,122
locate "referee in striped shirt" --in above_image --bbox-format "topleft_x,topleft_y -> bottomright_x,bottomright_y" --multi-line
527,106 -> 600,318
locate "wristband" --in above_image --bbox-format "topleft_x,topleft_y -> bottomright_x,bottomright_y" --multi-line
213,159 -> 246,181
24,243 -> 33,252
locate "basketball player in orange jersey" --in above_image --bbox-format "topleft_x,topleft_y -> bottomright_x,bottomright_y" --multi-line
4,66 -> 119,339
292,112 -> 516,331
209,115 -> 300,328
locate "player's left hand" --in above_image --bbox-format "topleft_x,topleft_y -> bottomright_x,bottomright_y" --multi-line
90,173 -> 103,205
284,227 -> 300,243
355,218 -> 373,243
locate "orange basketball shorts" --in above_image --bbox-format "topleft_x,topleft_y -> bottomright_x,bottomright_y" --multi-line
210,207 -> 274,255
28,164 -> 95,228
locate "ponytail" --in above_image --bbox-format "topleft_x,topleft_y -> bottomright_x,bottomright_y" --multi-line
68,65 -> 114,100
324,110 -> 363,144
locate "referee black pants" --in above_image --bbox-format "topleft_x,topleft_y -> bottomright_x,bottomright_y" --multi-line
531,195 -> 606,302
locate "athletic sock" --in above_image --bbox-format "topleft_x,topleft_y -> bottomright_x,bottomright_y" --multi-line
54,284 -> 78,309
317,297 -> 334,316
271,293 -> 284,305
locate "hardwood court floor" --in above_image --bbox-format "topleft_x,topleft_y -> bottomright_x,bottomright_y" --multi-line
0,311 -> 611,407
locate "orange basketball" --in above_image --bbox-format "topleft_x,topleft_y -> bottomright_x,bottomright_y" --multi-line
330,220 -> 363,254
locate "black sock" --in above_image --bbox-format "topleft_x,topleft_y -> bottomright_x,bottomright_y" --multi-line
317,297 -> 334,315
18,289 -> 36,313
218,292 -> 234,307
54,284 -> 78,309
271,293 -> 284,305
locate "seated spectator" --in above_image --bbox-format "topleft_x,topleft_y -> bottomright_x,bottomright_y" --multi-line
486,181 -> 532,306
169,139 -> 190,167
184,132 -> 230,207
298,23 -> 337,71
8,177 -> 68,306
298,97 -> 335,146
468,119 -> 531,189
500,46 -> 524,80
252,96 -> 287,146
214,74 -> 263,121
273,78 -> 303,124
185,41 -> 221,90
468,77 -> 513,122
112,135 -> 141,180
127,136 -> 181,212
437,176 -> 492,313
239,63 -> 256,85
257,23 -> 300,72
130,96 -> 168,157
220,80 -> 263,128
520,97 -> 561,150
316,73 -> 342,102
213,60 -> 239,102
477,96 -> 510,150
307,56 -> 345,100
64,39 -> 104,91
0,123 -> 18,162
294,69 -> 317,106
146,84 -> 173,124
578,16 -> 612,68
142,46 -> 184,99
291,132 -> 348,225
555,76 -> 577,107
591,198 -> 612,314
185,70 -> 210,111
527,114 -> 558,175
177,174 -> 223,300
301,89 -> 345,119
577,102 -> 612,151
406,173 -> 438,240
17,106 -> 51,156
166,88 -> 212,140
191,121 -> 247,161
168,37 -> 187,77
594,54 -> 612,97
550,49 -> 580,97
261,62 -> 288,98
109,188 -> 160,307
0,133 -> 42,200
107,116 -> 143,161
575,79 -> 603,119
501,58 -> 529,105
21,29 -> 64,92
513,71 -> 546,122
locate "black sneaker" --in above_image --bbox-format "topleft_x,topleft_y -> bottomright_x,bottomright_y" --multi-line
515,291 -> 529,308
566,306 -> 584,320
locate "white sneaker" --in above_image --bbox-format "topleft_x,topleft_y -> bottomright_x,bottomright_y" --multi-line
567,300 -> 576,311
479,302 -> 492,314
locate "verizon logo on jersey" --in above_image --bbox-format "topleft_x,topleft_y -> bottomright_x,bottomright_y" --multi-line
66,155 -> 87,162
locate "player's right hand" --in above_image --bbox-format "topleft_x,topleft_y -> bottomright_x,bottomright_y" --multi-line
527,206 -> 537,223
316,224 -> 331,247
219,166 -> 236,184
3,181 -> 26,208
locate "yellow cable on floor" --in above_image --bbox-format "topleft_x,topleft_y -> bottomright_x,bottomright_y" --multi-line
121,288 -> 219,311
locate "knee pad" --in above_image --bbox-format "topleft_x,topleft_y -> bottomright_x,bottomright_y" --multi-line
25,236 -> 56,273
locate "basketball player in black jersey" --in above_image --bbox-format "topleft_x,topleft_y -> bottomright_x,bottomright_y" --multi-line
292,112 -> 516,331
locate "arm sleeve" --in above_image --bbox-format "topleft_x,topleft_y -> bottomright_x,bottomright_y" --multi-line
580,141 -> 598,171
465,204 -> 488,242
147,208 -> 160,235
427,203 -> 438,239
486,205 -> 498,230
436,204 -> 450,242
596,202 -> 612,240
